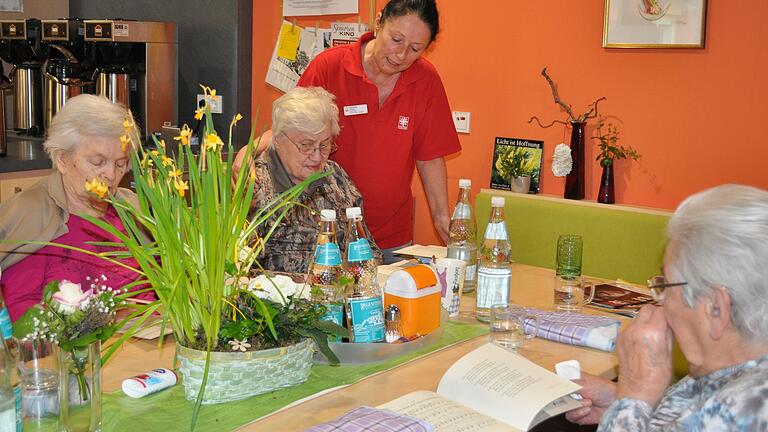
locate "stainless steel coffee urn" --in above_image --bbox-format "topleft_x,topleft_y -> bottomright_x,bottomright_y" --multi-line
0,19 -> 46,136
85,20 -> 177,141
41,19 -> 92,130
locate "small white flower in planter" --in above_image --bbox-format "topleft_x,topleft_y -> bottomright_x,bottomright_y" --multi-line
228,339 -> 251,352
52,280 -> 94,315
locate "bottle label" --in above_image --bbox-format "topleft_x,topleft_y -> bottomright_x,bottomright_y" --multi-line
321,303 -> 344,342
483,222 -> 508,241
464,264 -> 477,282
347,239 -> 374,262
476,267 -> 511,308
452,203 -> 471,220
0,307 -> 13,340
0,408 -> 15,432
349,296 -> 385,343
314,243 -> 342,266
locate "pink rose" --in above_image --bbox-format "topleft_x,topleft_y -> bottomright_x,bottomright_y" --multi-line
52,280 -> 93,314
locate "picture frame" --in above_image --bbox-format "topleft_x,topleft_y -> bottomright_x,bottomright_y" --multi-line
603,0 -> 707,48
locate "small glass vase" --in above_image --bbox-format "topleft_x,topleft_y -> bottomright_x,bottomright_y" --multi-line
57,341 -> 102,432
597,163 -> 615,204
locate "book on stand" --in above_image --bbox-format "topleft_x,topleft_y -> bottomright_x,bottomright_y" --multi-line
379,343 -> 581,431
490,137 -> 544,194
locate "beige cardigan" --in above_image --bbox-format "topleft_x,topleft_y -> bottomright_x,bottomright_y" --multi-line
0,171 -> 146,270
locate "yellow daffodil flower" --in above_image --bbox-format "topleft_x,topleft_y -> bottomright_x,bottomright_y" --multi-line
174,124 -> 192,146
203,132 -> 224,152
161,155 -> 174,167
123,118 -> 135,136
85,178 -> 109,199
230,113 -> 243,128
157,139 -> 166,149
194,106 -> 205,121
120,135 -> 131,152
168,168 -> 183,179
174,178 -> 189,197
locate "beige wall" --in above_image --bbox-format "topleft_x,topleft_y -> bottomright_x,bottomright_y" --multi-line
0,0 -> 67,19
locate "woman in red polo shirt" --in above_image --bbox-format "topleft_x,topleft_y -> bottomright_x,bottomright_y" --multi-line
297,0 -> 461,263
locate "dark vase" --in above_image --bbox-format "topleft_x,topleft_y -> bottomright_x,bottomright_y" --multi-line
564,121 -> 586,200
598,163 -> 615,204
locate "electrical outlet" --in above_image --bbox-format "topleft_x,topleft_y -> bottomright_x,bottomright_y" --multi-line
197,94 -> 223,114
452,111 -> 471,134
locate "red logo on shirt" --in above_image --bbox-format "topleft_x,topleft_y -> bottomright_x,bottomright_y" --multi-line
398,116 -> 410,130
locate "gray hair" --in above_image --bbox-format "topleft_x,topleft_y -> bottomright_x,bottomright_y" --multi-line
666,184 -> 768,341
44,94 -> 138,169
272,86 -> 340,139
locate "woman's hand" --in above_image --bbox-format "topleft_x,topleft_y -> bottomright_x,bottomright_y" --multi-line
565,373 -> 617,425
614,304 -> 673,408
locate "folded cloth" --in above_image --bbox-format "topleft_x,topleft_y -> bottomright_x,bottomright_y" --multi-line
521,308 -> 620,352
305,406 -> 434,432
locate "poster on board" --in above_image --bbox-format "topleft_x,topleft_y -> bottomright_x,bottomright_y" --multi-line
265,21 -> 317,92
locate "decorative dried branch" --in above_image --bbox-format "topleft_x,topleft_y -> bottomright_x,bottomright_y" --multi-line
531,67 -> 607,127
528,116 -> 569,129
541,67 -> 576,120
579,97 -> 607,122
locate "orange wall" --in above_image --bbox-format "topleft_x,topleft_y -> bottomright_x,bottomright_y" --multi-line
253,1 -> 768,247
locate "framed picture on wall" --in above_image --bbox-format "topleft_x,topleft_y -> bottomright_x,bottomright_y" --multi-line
603,0 -> 707,48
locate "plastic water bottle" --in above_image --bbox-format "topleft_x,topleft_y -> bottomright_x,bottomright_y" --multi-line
0,287 -> 20,432
343,207 -> 385,343
309,209 -> 347,340
475,196 -> 512,322
446,179 -> 478,293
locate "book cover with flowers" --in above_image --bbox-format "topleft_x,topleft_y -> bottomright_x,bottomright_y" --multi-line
490,137 -> 543,193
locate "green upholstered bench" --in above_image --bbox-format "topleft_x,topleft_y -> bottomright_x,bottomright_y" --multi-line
475,189 -> 671,285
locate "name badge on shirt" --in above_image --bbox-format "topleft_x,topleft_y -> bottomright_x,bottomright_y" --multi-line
343,104 -> 368,116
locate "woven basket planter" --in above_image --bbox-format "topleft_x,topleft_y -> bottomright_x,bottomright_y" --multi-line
176,338 -> 313,404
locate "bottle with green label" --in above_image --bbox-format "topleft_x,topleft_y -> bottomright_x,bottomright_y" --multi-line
309,209 -> 347,340
343,207 -> 384,343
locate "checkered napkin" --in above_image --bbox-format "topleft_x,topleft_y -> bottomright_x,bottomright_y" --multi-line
305,406 -> 434,432
521,308 -> 620,352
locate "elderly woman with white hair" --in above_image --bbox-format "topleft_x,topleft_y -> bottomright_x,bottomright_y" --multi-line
0,94 -> 151,321
234,86 -> 381,273
565,184 -> 768,431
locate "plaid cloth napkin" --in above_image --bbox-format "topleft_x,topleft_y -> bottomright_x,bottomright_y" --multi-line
521,308 -> 620,352
305,406 -> 433,432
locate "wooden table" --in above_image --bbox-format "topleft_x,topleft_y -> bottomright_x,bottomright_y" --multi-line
101,264 -> 630,431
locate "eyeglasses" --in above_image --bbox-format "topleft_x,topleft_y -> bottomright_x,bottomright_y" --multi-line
282,132 -> 337,155
647,275 -> 688,302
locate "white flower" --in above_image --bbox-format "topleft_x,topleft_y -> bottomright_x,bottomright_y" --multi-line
552,143 -> 573,177
228,339 -> 251,352
247,274 -> 308,305
51,280 -> 93,315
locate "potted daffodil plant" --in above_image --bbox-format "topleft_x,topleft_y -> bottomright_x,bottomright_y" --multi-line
12,86 -> 347,430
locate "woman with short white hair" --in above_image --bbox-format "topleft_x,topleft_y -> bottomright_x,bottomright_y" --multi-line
566,184 -> 768,431
0,94 -> 151,320
234,86 -> 381,273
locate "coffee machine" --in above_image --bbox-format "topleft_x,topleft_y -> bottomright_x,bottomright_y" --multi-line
40,19 -> 93,131
0,19 -> 47,136
84,20 -> 177,141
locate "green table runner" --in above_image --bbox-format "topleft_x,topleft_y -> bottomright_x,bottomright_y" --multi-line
102,321 -> 488,431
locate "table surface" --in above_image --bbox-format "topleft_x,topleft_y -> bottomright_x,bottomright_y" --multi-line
101,263 -> 632,431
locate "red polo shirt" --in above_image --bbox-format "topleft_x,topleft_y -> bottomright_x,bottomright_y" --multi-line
298,32 -> 461,248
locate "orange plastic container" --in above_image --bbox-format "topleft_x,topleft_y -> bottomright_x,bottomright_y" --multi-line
383,265 -> 441,339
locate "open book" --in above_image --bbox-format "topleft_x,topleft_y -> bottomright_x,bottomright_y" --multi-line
379,343 -> 582,431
